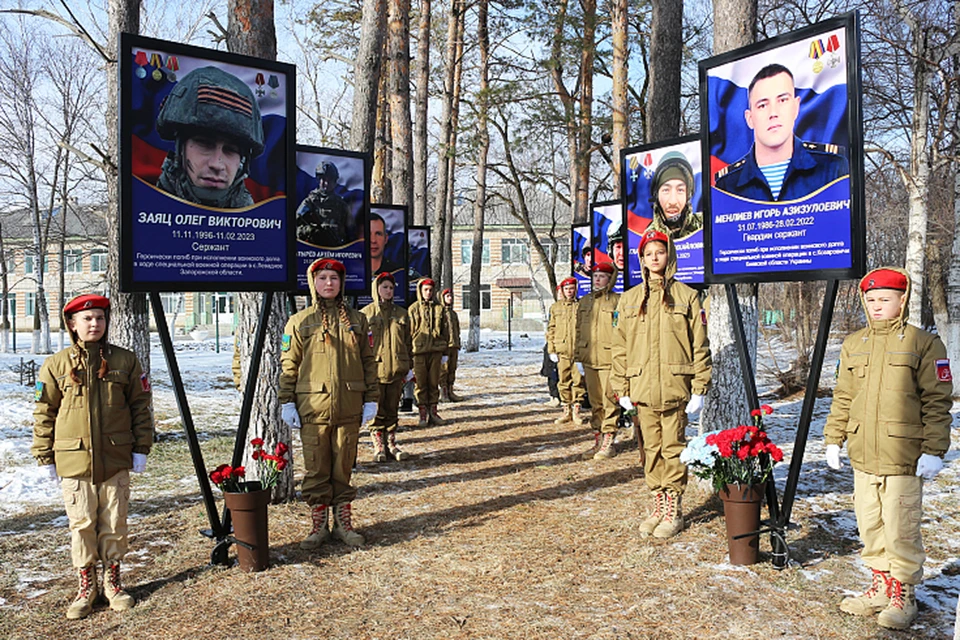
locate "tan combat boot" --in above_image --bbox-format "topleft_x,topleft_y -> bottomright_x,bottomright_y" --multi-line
448,386 -> 464,402
65,565 -> 98,619
594,432 -> 617,459
299,504 -> 330,550
571,403 -> 585,426
877,578 -> 918,630
653,492 -> 684,538
840,569 -> 891,616
102,561 -> 135,611
387,431 -> 409,461
440,386 -> 452,403
331,503 -> 365,547
581,432 -> 601,460
371,430 -> 388,463
417,405 -> 429,428
554,404 -> 573,425
639,491 -> 665,537
429,404 -> 451,426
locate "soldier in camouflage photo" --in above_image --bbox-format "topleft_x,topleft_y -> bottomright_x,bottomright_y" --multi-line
155,66 -> 264,209
296,161 -> 350,247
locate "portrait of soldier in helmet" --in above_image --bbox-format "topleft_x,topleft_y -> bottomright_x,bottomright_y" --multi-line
648,151 -> 703,241
155,66 -> 265,209
296,161 -> 350,247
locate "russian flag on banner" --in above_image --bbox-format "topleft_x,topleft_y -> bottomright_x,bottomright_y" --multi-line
129,50 -> 288,201
706,27 -> 849,183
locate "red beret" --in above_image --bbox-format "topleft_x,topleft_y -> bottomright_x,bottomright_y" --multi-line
63,294 -> 110,315
860,269 -> 907,293
640,229 -> 670,255
375,271 -> 396,285
309,258 -> 346,277
420,278 -> 436,287
593,261 -> 615,274
558,277 -> 577,289
442,288 -> 452,296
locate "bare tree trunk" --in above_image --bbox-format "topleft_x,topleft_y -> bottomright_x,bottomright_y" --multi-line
105,0 -> 150,370
349,0 -> 388,154
372,73 -> 392,204
431,0 -> 463,284
575,0 -> 597,223
611,0 -> 629,179
442,5 -> 465,291
702,0 -> 758,433
227,0 -> 293,503
0,222 -> 9,352
944,97 -> 960,396
387,0 -> 413,205
412,0 -> 432,225
645,0 -> 683,143
903,39 -> 932,326
466,0 -> 490,353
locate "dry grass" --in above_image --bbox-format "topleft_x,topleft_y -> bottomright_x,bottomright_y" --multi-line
0,360 -> 955,640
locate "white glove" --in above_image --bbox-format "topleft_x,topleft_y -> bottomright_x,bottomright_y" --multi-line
281,402 -> 302,429
916,453 -> 943,480
361,402 -> 378,426
576,362 -> 585,375
132,453 -> 147,473
549,353 -> 559,363
41,463 -> 59,485
685,394 -> 703,415
618,396 -> 633,411
404,369 -> 415,382
825,444 -> 842,470
441,355 -> 449,364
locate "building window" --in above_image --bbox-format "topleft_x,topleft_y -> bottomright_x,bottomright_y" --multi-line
461,284 -> 492,311
501,238 -> 529,265
160,293 -> 181,314
3,293 -> 14,317
460,238 -> 491,265
25,292 -> 36,316
540,237 -> 570,263
24,251 -> 48,275
64,249 -> 84,273
3,256 -> 14,275
90,251 -> 107,273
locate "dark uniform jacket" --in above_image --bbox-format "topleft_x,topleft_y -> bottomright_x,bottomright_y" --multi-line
715,137 -> 849,202
33,312 -> 153,483
296,189 -> 349,247
823,268 -> 952,476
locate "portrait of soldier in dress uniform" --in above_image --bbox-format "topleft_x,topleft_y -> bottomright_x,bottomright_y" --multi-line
296,161 -> 350,247
715,63 -> 849,201
155,66 -> 264,209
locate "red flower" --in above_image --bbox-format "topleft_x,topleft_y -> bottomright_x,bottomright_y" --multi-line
250,437 -> 265,448
221,465 -> 233,479
750,408 -> 762,417
275,442 -> 289,456
768,445 -> 784,462
210,470 -> 223,485
737,447 -> 750,460
233,466 -> 245,479
277,459 -> 287,471
252,450 -> 262,461
761,404 -> 774,415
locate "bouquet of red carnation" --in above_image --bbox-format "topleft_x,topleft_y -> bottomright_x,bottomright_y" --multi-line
209,438 -> 291,493
680,404 -> 784,492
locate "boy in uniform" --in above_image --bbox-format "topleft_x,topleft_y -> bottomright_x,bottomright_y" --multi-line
824,267 -> 952,630
33,294 -> 154,619
547,277 -> 586,425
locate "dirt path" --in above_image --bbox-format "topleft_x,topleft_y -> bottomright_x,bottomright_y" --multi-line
0,353 -> 953,639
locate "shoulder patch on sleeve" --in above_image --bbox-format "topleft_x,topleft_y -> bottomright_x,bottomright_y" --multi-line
34,380 -> 44,402
140,373 -> 151,392
700,308 -> 707,326
281,334 -> 292,352
936,358 -> 952,382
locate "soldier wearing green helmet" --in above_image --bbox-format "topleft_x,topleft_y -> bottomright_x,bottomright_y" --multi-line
649,151 -> 703,240
155,66 -> 264,209
296,161 -> 350,247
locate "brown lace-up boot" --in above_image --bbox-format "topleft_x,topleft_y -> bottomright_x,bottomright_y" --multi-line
331,503 -> 365,547
103,561 -> 135,611
299,504 -> 330,550
65,565 -> 98,619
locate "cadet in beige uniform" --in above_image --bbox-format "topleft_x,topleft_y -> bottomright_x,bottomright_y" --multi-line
439,288 -> 463,402
612,230 -> 711,539
825,267 -> 952,631
547,276 -> 586,426
408,278 -> 451,427
33,294 -> 154,619
575,261 -> 621,460
280,258 -> 379,549
361,272 -> 414,462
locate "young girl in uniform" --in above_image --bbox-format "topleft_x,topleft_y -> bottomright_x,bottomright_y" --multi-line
280,258 -> 379,549
612,230 -> 711,538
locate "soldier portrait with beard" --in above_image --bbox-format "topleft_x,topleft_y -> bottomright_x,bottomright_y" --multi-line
649,151 -> 703,241
155,66 -> 264,209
